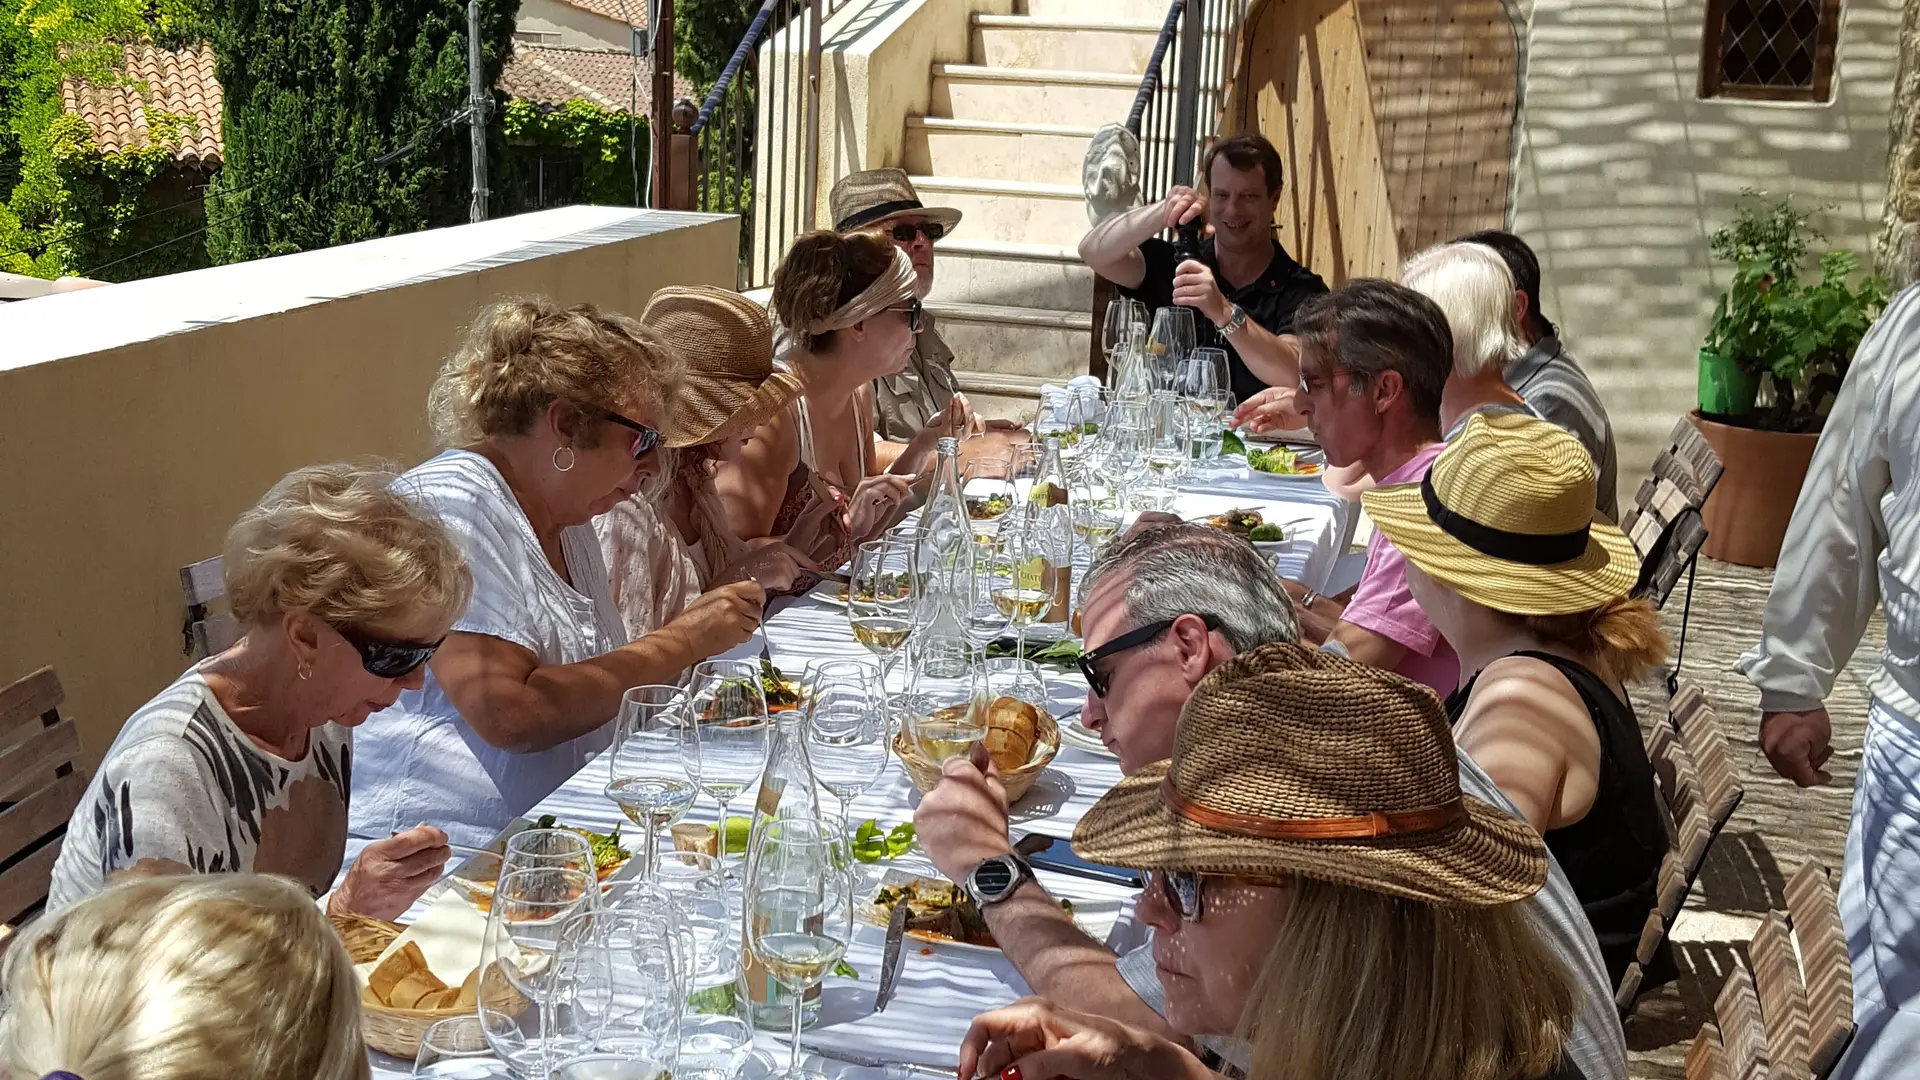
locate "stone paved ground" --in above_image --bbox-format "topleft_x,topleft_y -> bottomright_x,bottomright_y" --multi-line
1621,557 -> 1886,1078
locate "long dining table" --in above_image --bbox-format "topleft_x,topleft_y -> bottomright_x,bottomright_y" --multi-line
368,457 -> 1356,1079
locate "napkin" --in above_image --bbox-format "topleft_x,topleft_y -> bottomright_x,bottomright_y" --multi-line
371,890 -> 490,986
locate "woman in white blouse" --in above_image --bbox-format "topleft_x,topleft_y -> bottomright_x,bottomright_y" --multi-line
349,298 -> 766,850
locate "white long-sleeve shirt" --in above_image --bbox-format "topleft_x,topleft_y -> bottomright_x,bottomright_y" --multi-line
1739,283 -> 1920,717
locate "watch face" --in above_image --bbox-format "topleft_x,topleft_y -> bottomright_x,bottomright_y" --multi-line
974,859 -> 1016,896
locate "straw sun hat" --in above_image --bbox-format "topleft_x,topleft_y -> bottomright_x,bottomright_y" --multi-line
640,286 -> 805,448
830,168 -> 962,236
1071,643 -> 1548,907
1361,411 -> 1639,616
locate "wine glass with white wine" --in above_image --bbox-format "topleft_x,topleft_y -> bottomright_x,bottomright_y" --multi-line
605,685 -> 699,880
848,539 -> 914,688
747,818 -> 854,1080
985,504 -> 1057,666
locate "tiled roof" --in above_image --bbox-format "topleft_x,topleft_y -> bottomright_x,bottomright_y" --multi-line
60,43 -> 223,166
498,44 -> 695,114
551,0 -> 648,28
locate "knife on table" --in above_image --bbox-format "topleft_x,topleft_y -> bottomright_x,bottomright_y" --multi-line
874,898 -> 909,1013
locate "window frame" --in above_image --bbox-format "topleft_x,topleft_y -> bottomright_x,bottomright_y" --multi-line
1697,0 -> 1843,103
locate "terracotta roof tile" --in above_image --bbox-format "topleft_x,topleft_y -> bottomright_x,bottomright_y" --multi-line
498,44 -> 695,114
60,42 -> 223,166
551,0 -> 648,28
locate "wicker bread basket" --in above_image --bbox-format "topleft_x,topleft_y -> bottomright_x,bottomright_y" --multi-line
329,912 -> 528,1059
893,706 -> 1060,802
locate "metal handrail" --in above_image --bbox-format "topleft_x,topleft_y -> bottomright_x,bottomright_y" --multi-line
1127,0 -> 1185,135
692,0 -> 781,134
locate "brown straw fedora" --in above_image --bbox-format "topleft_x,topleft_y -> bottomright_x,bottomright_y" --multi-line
640,286 -> 805,448
1071,643 -> 1548,907
1361,411 -> 1639,616
830,168 -> 962,236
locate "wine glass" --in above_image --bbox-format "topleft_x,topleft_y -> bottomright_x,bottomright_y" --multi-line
634,851 -> 734,992
1187,389 -> 1234,468
678,1011 -> 754,1080
746,819 -> 854,1080
1101,296 -> 1135,368
414,1016 -> 506,1078
686,660 -> 774,876
1144,390 -> 1190,487
983,656 -> 1050,716
1179,346 -> 1231,402
605,685 -> 699,880
803,661 -> 890,824
963,456 -> 1017,542
504,828 -> 596,880
957,538 -> 1012,649
1147,307 -> 1196,392
985,506 -> 1057,667
548,900 -> 686,1079
477,867 -> 601,1077
849,539 -> 915,688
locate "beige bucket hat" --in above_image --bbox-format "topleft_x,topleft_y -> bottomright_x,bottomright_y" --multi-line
1071,643 -> 1548,907
640,286 -> 805,448
830,168 -> 962,236
1361,411 -> 1639,616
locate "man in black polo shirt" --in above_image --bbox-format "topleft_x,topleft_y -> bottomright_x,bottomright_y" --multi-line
1079,133 -> 1327,416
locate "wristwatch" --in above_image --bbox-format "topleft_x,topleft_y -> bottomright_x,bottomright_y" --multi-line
964,853 -> 1035,906
1219,303 -> 1249,337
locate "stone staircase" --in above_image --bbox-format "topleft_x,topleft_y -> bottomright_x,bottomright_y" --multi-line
901,0 -> 1168,418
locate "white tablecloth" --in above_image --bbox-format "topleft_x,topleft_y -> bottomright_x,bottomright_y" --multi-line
369,468 -> 1353,1078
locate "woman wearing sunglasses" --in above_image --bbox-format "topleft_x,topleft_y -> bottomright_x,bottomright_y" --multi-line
46,463 -> 472,920
347,298 -> 767,853
959,645 -> 1579,1080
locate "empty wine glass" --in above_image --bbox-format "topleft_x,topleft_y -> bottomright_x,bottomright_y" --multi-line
746,819 -> 854,1080
963,456 -> 1017,541
414,1016 -> 507,1078
1186,390 -> 1234,467
686,660 -> 774,875
1144,390 -> 1190,487
1101,296 -> 1135,368
849,539 -> 914,687
548,901 -> 686,1079
503,828 -> 596,881
983,656 -> 1050,716
1179,346 -> 1231,402
803,661 -> 890,823
1147,307 -> 1196,391
605,685 -> 699,880
957,539 -> 1012,649
635,851 -> 734,992
477,867 -> 600,1077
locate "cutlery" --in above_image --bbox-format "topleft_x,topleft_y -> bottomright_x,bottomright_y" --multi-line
798,1042 -> 956,1078
874,898 -> 909,1012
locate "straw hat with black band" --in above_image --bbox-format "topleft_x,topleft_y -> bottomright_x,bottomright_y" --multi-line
830,168 -> 962,236
1360,411 -> 1639,616
1071,642 -> 1548,907
640,286 -> 805,448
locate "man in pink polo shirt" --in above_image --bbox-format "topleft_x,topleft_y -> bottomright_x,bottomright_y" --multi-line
1288,279 -> 1461,694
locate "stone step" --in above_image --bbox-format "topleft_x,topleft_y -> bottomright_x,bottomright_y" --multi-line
930,63 -> 1139,130
911,175 -> 1090,250
1019,0 -> 1171,25
904,117 -> 1097,189
954,370 -> 1052,421
930,238 -> 1095,311
928,300 -> 1091,382
972,15 -> 1161,76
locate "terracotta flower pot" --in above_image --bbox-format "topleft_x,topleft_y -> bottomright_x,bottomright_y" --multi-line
1689,410 -> 1819,568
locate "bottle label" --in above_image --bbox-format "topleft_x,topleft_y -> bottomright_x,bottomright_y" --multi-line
755,775 -> 784,818
1042,566 -> 1073,623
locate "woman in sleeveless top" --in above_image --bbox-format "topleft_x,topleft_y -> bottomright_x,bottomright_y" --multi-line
1362,412 -> 1670,989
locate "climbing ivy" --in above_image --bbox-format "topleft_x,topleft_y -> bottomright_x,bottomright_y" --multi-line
497,97 -> 650,209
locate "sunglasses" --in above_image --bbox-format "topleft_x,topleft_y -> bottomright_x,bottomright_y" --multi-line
333,623 -> 445,679
1076,613 -> 1222,698
597,410 -> 663,460
889,221 -> 945,244
1151,870 -> 1285,923
887,297 -> 925,334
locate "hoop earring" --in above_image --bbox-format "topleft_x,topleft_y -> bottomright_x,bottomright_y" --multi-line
297,662 -> 313,681
552,446 -> 576,472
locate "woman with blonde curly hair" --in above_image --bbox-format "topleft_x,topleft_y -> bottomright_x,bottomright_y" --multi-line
47,462 -> 471,918
3,874 -> 369,1080
349,298 -> 765,852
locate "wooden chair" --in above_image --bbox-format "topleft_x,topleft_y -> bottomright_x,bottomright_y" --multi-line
180,554 -> 241,658
1620,417 -> 1725,691
1686,861 -> 1853,1080
0,667 -> 89,937
1616,681 -> 1746,1013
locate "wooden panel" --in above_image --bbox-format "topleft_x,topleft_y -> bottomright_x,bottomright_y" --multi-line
1785,862 -> 1853,1078
1749,911 -> 1813,1079
0,839 -> 63,927
179,555 -> 225,606
0,719 -> 81,805
0,771 -> 87,869
1674,683 -> 1745,827
1686,1024 -> 1733,1080
0,668 -> 63,741
1715,963 -> 1772,1080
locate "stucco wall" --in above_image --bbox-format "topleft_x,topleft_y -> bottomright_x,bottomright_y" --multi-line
518,0 -> 634,52
1510,0 -> 1898,492
0,210 -> 737,764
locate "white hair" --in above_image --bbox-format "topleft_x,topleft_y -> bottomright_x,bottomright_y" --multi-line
1400,242 -> 1526,378
0,874 -> 369,1080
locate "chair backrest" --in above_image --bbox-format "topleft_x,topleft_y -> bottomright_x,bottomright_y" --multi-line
1686,1022 -> 1733,1080
1785,862 -> 1853,1077
1715,962 -> 1773,1080
0,668 -> 87,928
1624,417 -> 1725,609
181,555 -> 241,658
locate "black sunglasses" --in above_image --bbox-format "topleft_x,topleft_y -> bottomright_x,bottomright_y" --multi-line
1076,613 -> 1222,698
887,297 -> 924,334
1153,870 -> 1208,922
597,410 -> 663,459
334,624 -> 445,680
890,221 -> 945,244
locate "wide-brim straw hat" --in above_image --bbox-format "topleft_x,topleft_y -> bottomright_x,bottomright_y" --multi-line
830,168 -> 962,236
641,286 -> 805,448
1072,643 -> 1547,907
1361,411 -> 1640,616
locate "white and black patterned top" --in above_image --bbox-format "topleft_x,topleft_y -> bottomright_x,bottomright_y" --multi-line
47,666 -> 352,912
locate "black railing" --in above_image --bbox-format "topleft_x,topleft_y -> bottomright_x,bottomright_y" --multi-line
1129,0 -> 1250,204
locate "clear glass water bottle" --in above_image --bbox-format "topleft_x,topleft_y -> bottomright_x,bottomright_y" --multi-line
743,710 -> 824,1031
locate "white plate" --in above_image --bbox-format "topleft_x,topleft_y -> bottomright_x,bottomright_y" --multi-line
1057,716 -> 1117,760
859,868 -> 1121,953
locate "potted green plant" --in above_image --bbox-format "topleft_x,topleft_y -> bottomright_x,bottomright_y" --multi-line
1692,192 -> 1889,566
